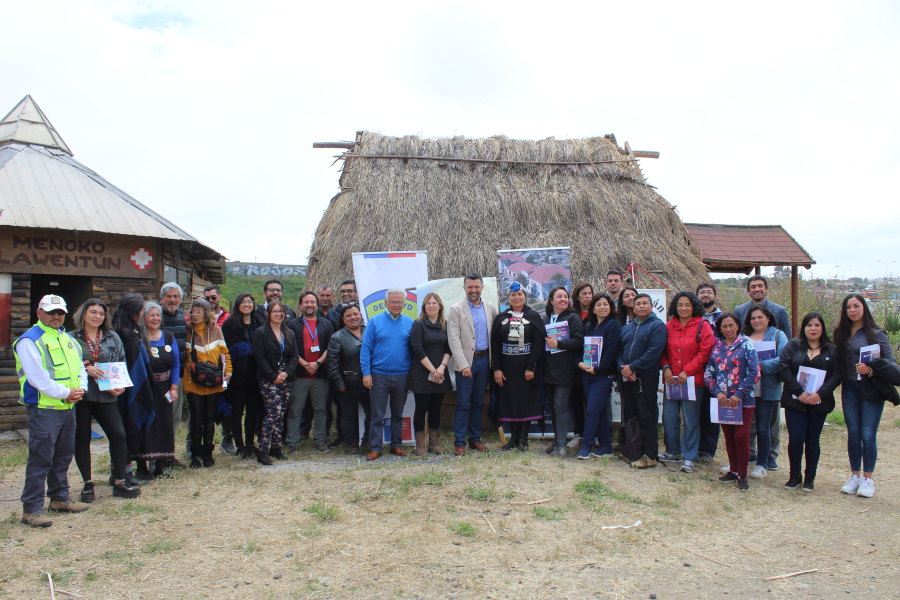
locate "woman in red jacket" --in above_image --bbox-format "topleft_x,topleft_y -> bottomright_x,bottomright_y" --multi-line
659,292 -> 715,473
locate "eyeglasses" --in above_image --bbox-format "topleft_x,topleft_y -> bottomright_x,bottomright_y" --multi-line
386,300 -> 404,306
45,310 -> 66,317
204,295 -> 218,301
265,288 -> 282,294
270,310 -> 285,315
190,309 -> 206,315
340,289 -> 356,295
240,299 -> 254,305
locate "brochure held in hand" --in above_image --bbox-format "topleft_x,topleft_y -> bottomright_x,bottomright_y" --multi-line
95,362 -> 134,391
858,344 -> 880,380
583,336 -> 603,367
545,321 -> 569,354
666,376 -> 697,401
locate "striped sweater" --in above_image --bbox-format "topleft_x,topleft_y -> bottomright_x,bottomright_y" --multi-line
184,321 -> 232,395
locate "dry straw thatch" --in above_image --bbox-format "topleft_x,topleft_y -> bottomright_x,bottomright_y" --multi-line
307,132 -> 709,294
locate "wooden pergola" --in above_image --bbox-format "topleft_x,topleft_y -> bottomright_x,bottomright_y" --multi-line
685,223 -> 816,336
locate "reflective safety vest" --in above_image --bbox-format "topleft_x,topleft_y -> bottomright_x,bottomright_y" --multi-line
14,322 -> 83,410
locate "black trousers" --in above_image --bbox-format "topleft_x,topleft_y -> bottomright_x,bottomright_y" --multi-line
187,393 -> 220,448
619,372 -> 660,458
227,382 -> 262,449
697,386 -> 721,457
75,401 -> 127,481
337,385 -> 371,446
413,392 -> 444,432
570,381 -> 586,436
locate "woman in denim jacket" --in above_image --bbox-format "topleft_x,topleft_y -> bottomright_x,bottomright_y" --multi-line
742,304 -> 789,480
704,313 -> 760,491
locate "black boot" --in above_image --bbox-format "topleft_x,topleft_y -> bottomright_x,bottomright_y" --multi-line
79,482 -> 95,503
270,446 -> 285,460
202,444 -> 215,468
134,460 -> 155,481
125,471 -> 145,487
516,423 -> 530,451
189,447 -> 203,469
154,462 -> 174,478
235,446 -> 253,459
257,450 -> 273,466
112,480 -> 141,498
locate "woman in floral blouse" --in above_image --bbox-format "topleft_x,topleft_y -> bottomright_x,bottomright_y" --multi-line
704,312 -> 760,491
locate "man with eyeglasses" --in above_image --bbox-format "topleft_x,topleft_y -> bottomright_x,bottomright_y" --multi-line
326,280 -> 358,327
361,288 -> 414,460
695,282 -> 723,460
15,295 -> 89,527
617,293 -> 667,469
254,279 -> 296,327
203,284 -> 230,328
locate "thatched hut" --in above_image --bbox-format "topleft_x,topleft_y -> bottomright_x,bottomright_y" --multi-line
307,132 -> 709,294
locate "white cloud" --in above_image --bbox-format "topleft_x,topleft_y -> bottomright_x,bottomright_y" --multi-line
2,0 -> 898,278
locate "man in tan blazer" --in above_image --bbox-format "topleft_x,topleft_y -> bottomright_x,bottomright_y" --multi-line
447,273 -> 498,455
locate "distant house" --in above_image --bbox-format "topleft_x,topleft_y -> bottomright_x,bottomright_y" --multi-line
527,264 -> 571,301
498,253 -> 526,268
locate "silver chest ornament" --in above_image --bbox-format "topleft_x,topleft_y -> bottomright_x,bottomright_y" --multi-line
507,311 -> 527,349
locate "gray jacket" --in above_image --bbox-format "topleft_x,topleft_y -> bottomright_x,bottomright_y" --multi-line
70,328 -> 126,403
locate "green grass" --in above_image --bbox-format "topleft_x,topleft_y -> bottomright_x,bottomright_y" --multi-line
84,572 -> 99,583
100,551 -> 144,573
533,506 -> 569,521
48,571 -> 74,586
399,469 -> 453,493
448,521 -> 476,537
97,500 -> 160,516
144,538 -> 184,554
0,441 -> 28,477
465,485 -> 494,502
827,411 -> 846,426
218,274 -> 306,311
37,540 -> 67,556
304,499 -> 339,522
574,478 -> 643,504
234,541 -> 260,554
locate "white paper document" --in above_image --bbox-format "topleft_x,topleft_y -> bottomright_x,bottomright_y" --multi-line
96,362 -> 133,391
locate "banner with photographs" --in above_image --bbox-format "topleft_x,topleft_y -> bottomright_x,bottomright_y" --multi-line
497,247 -> 571,312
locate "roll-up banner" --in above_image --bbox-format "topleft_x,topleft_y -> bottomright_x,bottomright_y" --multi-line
351,251 -> 429,445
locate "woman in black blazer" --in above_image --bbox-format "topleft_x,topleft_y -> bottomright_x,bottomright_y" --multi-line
542,286 -> 585,458
252,301 -> 299,465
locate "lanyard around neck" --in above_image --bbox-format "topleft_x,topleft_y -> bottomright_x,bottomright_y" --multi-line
303,319 -> 318,345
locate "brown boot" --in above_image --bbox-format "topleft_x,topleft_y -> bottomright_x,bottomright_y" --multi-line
414,432 -> 427,456
428,430 -> 443,454
21,510 -> 52,528
48,500 -> 89,513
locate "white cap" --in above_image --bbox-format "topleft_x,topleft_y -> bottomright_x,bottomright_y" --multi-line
38,295 -> 68,313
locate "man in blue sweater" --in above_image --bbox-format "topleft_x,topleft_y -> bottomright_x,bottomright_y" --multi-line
617,294 -> 668,469
361,287 -> 414,461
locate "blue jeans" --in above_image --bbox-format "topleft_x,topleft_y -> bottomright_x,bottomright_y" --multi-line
368,373 -> 408,452
662,388 -> 702,462
454,354 -> 489,447
784,409 -> 826,478
842,378 -> 884,473
752,400 -> 778,468
582,375 -> 613,453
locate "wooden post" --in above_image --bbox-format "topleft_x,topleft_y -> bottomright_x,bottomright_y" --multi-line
791,265 -> 799,337
754,266 -> 762,275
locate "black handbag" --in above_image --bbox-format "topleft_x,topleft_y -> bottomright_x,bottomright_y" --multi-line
190,329 -> 222,388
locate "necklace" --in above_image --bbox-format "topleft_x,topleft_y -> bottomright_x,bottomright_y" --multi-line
85,330 -> 101,363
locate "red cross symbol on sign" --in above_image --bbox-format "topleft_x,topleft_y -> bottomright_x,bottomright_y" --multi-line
130,247 -> 153,270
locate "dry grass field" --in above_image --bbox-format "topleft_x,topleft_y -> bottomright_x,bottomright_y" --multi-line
1,407 -> 898,600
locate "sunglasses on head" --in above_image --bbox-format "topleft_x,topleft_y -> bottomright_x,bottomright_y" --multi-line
341,302 -> 359,309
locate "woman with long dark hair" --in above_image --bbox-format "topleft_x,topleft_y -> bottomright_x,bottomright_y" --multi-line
575,293 -> 622,460
616,287 -> 638,326
741,304 -> 789,480
778,312 -> 840,492
832,294 -> 896,498
491,282 -> 547,451
326,303 -> 372,454
252,301 -> 298,465
572,281 -> 594,323
222,293 -> 263,459
541,286 -> 584,458
70,299 -> 140,500
704,312 -> 759,491
111,293 -> 159,485
659,292 -> 715,473
135,302 -> 177,479
183,298 -> 232,469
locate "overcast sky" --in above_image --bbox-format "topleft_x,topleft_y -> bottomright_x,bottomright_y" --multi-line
3,1 -> 898,280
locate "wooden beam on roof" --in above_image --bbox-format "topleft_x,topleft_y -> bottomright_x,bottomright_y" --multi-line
313,142 -> 355,149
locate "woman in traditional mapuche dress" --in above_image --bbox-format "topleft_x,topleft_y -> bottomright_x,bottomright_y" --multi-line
491,282 -> 547,451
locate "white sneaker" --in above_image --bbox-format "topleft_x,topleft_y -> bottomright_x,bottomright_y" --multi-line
840,475 -> 861,495
749,465 -> 767,479
719,464 -> 731,474
857,477 -> 875,498
679,460 -> 694,473
566,435 -> 582,449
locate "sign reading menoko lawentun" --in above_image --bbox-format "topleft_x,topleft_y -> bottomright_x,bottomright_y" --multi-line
0,228 -> 158,277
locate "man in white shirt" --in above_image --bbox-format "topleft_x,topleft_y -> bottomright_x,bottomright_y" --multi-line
15,295 -> 89,527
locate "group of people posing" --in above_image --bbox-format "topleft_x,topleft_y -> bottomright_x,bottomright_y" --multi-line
15,271 -> 898,528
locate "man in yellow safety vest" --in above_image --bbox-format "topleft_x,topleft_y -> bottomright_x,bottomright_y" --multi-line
14,294 -> 89,527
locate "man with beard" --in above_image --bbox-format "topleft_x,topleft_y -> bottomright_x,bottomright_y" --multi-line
326,280 -> 358,326
286,292 -> 334,452
254,279 -> 296,326
695,282 -> 723,461
606,270 -> 624,309
733,275 -> 790,471
447,273 -> 498,455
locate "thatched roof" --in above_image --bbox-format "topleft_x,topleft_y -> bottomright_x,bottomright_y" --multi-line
307,132 -> 709,294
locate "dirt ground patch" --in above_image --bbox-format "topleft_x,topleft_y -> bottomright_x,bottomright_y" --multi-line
1,413 -> 899,600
